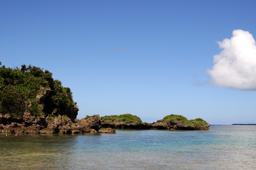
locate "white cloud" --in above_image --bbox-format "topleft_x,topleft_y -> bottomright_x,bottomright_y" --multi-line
207,29 -> 256,90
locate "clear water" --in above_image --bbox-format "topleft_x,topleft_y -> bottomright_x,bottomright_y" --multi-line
1,126 -> 256,170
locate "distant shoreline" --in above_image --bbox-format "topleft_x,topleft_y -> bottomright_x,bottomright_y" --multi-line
232,124 -> 256,125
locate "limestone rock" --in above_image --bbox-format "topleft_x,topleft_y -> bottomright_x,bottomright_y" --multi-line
79,115 -> 101,131
100,128 -> 116,134
0,114 -> 102,135
102,119 -> 210,131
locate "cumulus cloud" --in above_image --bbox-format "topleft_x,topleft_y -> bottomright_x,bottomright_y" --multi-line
207,29 -> 256,90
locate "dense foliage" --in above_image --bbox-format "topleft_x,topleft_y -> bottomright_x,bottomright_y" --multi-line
163,114 -> 208,127
101,113 -> 142,124
0,63 -> 77,117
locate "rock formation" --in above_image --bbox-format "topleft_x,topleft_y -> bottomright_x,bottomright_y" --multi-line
151,119 -> 210,130
0,113 -> 108,134
101,120 -> 150,130
100,128 -> 116,134
101,114 -> 210,131
0,64 -> 116,134
101,120 -> 210,130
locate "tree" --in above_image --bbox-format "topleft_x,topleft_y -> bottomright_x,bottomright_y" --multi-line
0,64 -> 78,118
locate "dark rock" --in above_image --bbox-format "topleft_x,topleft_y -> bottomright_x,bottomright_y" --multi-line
0,114 -> 102,135
79,115 -> 101,131
100,128 -> 116,134
101,121 -> 151,129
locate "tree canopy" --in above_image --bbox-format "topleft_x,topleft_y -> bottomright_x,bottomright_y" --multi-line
0,63 -> 77,118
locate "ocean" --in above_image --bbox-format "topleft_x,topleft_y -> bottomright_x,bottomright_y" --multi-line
0,125 -> 256,170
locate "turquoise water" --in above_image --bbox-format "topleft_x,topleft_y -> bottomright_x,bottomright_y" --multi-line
1,125 -> 256,169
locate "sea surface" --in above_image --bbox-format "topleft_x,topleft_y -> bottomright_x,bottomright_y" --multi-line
1,125 -> 256,170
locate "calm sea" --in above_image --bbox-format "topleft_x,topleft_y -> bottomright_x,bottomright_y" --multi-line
1,125 -> 256,170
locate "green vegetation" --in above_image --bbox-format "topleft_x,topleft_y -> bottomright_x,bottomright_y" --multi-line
118,114 -> 142,124
85,114 -> 99,120
163,114 -> 188,124
101,113 -> 142,124
101,115 -> 118,123
48,114 -> 53,120
85,115 -> 92,119
0,63 -> 77,118
189,118 -> 208,126
47,115 -> 69,121
62,114 -> 69,120
142,122 -> 149,125
29,101 -> 43,117
163,114 -> 208,127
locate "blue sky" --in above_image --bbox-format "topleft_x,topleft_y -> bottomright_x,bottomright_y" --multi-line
1,0 -> 256,124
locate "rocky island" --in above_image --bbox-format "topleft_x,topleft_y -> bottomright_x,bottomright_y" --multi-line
0,64 -> 107,134
101,113 -> 210,130
0,63 -> 209,135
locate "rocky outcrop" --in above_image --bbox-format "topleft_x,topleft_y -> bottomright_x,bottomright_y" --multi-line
102,119 -> 210,130
151,119 -> 210,130
80,115 -> 101,131
1,111 -> 209,135
0,113 -> 103,134
100,128 -> 116,134
101,113 -> 210,131
0,84 -> 90,134
0,64 -> 116,135
101,121 -> 151,129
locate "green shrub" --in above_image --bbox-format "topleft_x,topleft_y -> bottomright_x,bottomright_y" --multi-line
84,114 -> 99,120
48,115 -> 53,120
117,113 -> 142,124
185,121 -> 195,127
63,114 -> 69,120
163,114 -> 208,127
101,114 -> 142,124
189,118 -> 208,126
29,101 -> 43,117
101,115 -> 119,122
163,114 -> 188,124
104,120 -> 112,123
85,115 -> 92,119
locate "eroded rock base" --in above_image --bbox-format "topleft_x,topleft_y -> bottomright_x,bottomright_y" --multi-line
0,113 -> 106,134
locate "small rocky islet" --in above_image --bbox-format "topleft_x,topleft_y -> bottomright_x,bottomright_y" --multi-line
0,64 -> 210,135
101,113 -> 210,130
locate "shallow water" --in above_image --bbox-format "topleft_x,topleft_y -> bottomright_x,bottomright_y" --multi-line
1,126 -> 256,169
